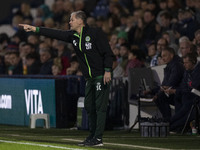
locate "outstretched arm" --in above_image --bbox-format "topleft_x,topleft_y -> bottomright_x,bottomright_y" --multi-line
19,24 -> 37,32
19,24 -> 73,42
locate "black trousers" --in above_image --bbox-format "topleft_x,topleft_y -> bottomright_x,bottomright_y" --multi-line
154,91 -> 175,122
84,77 -> 110,139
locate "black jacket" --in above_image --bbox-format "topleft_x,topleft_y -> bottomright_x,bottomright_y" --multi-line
38,25 -> 114,78
162,55 -> 184,88
176,62 -> 200,96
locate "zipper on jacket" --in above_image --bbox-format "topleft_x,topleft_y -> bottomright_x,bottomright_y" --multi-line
74,27 -> 92,78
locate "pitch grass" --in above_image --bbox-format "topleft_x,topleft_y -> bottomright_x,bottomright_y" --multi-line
0,125 -> 200,150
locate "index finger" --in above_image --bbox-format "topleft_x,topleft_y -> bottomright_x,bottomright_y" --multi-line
18,24 -> 25,27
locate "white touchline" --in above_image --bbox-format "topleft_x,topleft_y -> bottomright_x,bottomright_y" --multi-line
0,140 -> 86,150
63,138 -> 171,150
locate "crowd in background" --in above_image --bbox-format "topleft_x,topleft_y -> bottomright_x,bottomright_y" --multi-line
0,0 -> 200,77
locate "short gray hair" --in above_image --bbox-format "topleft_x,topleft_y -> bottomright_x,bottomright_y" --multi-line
71,11 -> 87,25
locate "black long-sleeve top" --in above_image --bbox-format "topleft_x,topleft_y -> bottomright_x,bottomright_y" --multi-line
37,25 -> 114,78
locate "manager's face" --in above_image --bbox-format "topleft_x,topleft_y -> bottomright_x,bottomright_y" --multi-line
69,14 -> 82,31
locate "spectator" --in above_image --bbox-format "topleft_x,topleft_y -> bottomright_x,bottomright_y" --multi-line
109,33 -> 118,50
39,48 -> 54,75
176,7 -> 199,40
36,4 -> 53,22
194,29 -> 200,45
3,52 -> 11,74
66,55 -> 81,75
117,31 -> 128,46
112,56 -> 124,78
156,37 -> 168,65
125,49 -> 144,76
159,11 -> 173,33
154,47 -> 184,122
20,42 -> 36,61
14,2 -> 33,21
25,52 -> 41,75
118,43 -> 130,71
128,17 -> 145,50
166,53 -> 200,132
147,42 -> 158,67
52,57 -> 63,76
178,36 -> 194,57
143,10 -> 157,51
0,56 -> 5,74
0,33 -> 10,53
8,51 -> 23,75
162,31 -> 178,53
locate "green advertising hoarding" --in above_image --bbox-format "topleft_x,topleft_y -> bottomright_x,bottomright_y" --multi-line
0,78 -> 56,127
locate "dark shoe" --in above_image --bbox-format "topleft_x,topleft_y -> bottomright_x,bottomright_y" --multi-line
85,138 -> 103,146
78,136 -> 93,146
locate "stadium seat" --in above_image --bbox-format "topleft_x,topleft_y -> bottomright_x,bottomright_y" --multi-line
30,113 -> 50,129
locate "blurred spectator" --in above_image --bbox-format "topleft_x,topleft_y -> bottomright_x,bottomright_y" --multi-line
109,33 -> 118,50
0,56 -> 5,74
39,48 -> 54,75
158,0 -> 168,11
128,17 -> 145,51
147,42 -> 158,67
52,57 -> 63,76
52,39 -> 72,75
52,40 -> 72,58
118,43 -> 130,71
117,31 -> 128,46
14,2 -> 33,21
66,55 -> 82,75
192,0 -> 200,24
159,11 -> 173,33
156,37 -> 168,65
167,53 -> 200,132
112,56 -> 124,78
25,52 -> 41,75
194,29 -> 200,45
162,31 -> 178,53
36,4 -> 53,22
112,46 -> 120,61
147,0 -> 159,15
178,36 -> 193,57
141,0 -> 148,11
63,0 -> 74,15
87,17 -> 97,27
176,7 -> 199,40
20,42 -> 35,61
27,33 -> 40,50
8,51 -> 23,75
6,42 -> 19,52
132,0 -> 141,10
143,10 -> 157,51
74,0 -> 85,11
0,33 -> 10,54
125,49 -> 145,76
154,47 -> 184,122
167,0 -> 182,19
44,17 -> 55,28
52,0 -> 65,25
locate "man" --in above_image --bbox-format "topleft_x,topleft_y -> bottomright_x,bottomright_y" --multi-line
154,47 -> 184,122
156,37 -> 168,65
165,53 -> 200,132
8,51 -> 23,75
39,48 -> 53,75
19,10 -> 114,146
